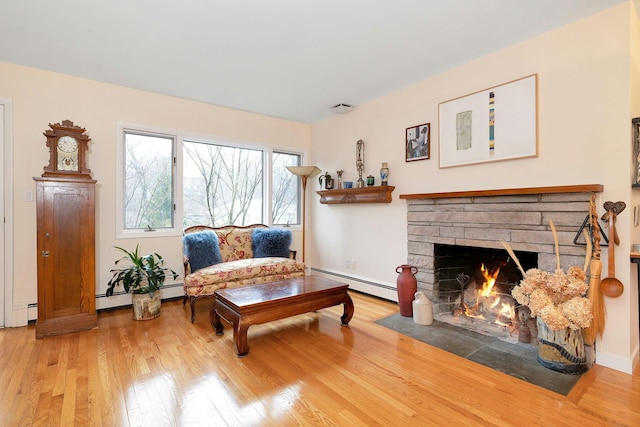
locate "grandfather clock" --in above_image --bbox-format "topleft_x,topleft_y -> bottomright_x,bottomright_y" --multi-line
34,120 -> 97,338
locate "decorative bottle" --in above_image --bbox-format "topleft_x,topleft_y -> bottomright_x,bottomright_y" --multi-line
380,162 -> 389,186
412,291 -> 433,325
395,264 -> 418,317
336,170 -> 343,189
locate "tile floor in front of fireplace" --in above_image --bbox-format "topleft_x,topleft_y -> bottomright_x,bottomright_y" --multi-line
375,313 -> 584,395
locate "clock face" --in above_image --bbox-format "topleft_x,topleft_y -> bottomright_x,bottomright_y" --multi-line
57,136 -> 79,171
57,136 -> 78,153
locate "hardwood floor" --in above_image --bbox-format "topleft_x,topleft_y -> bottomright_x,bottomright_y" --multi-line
1,290 -> 639,426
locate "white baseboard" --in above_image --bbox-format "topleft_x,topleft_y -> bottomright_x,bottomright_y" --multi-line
10,284 -> 186,325
595,349 -> 637,374
96,283 -> 184,310
10,302 -> 30,327
311,268 -> 397,302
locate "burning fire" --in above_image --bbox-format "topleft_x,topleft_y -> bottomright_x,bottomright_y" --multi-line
457,264 -> 516,328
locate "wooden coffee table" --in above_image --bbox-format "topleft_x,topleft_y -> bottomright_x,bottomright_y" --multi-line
211,276 -> 354,356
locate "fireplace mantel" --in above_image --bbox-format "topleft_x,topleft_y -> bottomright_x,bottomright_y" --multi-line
400,184 -> 603,200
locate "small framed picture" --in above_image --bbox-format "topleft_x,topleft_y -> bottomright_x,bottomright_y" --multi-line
406,123 -> 430,162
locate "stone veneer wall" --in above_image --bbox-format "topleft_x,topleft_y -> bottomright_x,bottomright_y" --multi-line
406,190 -> 599,298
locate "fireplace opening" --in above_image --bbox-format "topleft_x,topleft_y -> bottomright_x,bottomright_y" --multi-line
433,244 -> 538,342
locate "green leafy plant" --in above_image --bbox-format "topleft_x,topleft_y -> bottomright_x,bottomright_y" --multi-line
106,245 -> 178,297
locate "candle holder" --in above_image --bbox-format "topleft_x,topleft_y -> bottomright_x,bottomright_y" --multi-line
336,170 -> 343,189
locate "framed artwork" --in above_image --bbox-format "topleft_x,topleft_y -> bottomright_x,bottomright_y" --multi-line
633,117 -> 640,187
406,122 -> 430,162
438,74 -> 538,168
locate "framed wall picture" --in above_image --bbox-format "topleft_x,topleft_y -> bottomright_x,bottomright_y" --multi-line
438,74 -> 538,168
406,122 -> 430,162
633,117 -> 640,187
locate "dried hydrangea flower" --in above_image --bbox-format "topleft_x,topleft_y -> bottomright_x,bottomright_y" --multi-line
510,264 -> 592,331
539,305 -> 570,330
560,297 -> 593,330
567,266 -> 586,282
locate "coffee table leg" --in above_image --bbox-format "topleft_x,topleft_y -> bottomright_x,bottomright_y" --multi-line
234,320 -> 250,357
341,292 -> 354,325
211,306 -> 224,336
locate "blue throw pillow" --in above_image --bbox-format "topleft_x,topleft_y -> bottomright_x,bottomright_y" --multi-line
252,228 -> 292,258
183,231 -> 222,272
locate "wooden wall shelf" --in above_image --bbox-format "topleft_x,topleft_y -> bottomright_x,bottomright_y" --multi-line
317,186 -> 395,204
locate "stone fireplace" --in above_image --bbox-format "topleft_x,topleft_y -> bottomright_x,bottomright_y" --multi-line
400,184 -> 603,340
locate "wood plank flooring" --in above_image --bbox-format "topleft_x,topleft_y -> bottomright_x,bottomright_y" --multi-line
0,290 -> 639,426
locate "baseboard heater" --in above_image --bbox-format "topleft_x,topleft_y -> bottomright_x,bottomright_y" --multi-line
310,268 -> 395,292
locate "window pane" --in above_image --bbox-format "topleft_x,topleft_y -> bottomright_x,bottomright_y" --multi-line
183,141 -> 263,227
124,132 -> 174,230
272,152 -> 300,225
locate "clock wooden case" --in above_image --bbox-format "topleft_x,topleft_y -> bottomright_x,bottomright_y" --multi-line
42,119 -> 92,179
34,120 -> 97,338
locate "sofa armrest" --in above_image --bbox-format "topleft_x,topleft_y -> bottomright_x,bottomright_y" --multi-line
183,254 -> 192,276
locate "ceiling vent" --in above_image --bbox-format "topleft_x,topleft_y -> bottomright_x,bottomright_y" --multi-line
329,103 -> 355,114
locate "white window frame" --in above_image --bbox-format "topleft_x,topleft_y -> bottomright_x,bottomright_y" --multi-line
116,122 -> 181,239
116,122 -> 305,238
271,149 -> 303,227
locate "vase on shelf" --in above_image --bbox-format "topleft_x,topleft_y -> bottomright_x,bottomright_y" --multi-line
380,162 -> 389,186
336,170 -> 343,189
396,264 -> 418,317
536,317 -> 588,374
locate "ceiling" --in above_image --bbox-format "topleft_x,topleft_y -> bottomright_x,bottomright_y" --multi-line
0,0 -> 626,124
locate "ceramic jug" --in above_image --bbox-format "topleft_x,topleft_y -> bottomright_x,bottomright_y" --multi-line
412,291 -> 433,325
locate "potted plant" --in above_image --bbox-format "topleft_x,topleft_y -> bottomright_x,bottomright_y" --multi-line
319,172 -> 334,189
106,244 -> 179,320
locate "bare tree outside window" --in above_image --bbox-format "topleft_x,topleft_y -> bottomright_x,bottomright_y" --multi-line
272,152 -> 300,225
183,141 -> 263,227
124,132 -> 174,230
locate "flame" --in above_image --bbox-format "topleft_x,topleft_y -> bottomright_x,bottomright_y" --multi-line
479,264 -> 499,297
459,264 -> 517,328
495,302 -> 516,327
463,303 -> 486,320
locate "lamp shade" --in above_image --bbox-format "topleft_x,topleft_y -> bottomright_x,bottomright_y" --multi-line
286,166 -> 321,178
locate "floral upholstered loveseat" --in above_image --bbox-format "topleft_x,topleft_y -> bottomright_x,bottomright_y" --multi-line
182,224 -> 305,322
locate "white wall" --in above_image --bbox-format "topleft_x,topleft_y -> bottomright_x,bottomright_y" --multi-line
0,62 -> 311,324
310,3 -> 639,373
